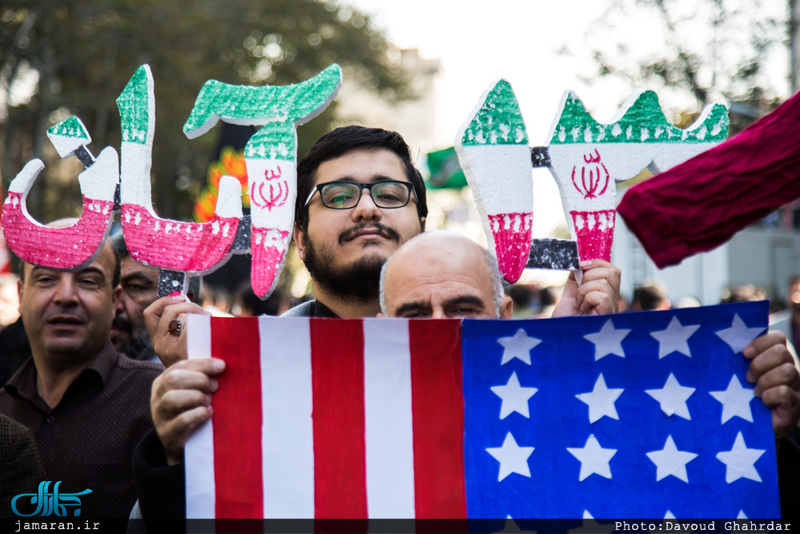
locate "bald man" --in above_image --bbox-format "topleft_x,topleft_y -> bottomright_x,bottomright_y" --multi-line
378,231 -> 800,522
379,230 -> 621,319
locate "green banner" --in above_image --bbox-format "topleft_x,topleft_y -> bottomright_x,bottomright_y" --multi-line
425,147 -> 467,189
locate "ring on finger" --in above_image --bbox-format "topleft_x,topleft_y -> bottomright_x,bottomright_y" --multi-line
168,318 -> 183,337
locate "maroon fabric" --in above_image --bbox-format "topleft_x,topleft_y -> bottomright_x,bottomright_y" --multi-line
617,90 -> 800,268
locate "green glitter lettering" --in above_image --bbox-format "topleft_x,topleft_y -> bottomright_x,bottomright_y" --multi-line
549,90 -> 728,145
116,65 -> 152,145
461,80 -> 528,146
245,122 -> 296,161
183,64 -> 342,137
47,116 -> 90,141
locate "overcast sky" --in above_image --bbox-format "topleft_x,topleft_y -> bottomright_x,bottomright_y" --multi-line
346,0 -> 628,237
347,0 -> 631,146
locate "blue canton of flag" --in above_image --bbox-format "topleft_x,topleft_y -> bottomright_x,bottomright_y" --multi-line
462,300 -> 780,524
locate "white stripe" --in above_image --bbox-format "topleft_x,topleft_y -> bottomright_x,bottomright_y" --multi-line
363,318 -> 416,518
259,317 -> 315,518
185,314 -> 215,519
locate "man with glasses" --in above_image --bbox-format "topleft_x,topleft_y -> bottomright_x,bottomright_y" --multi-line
285,125 -> 428,318
139,126 -> 429,363
132,126 -> 431,523
133,126 -> 623,523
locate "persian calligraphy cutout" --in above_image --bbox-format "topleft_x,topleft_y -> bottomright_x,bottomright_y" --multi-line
115,64 -> 341,298
1,116 -> 117,270
547,90 -> 728,262
116,65 -> 244,286
456,80 -> 533,283
47,116 -> 97,166
183,63 -> 342,298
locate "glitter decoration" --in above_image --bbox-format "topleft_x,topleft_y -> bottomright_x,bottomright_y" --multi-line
2,148 -> 118,270
460,80 -> 528,147
47,116 -> 91,156
547,89 -> 729,261
116,65 -> 243,279
549,90 -> 728,147
47,116 -> 98,168
183,64 -> 342,298
456,80 -> 533,284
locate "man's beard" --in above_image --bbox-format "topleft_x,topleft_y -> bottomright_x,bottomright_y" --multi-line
303,223 -> 400,303
114,318 -> 156,361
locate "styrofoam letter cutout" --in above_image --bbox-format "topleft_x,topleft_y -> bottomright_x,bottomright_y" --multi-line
47,116 -> 96,165
183,64 -> 342,298
456,80 -> 533,284
547,90 -> 728,261
1,116 -> 117,270
116,65 -> 243,279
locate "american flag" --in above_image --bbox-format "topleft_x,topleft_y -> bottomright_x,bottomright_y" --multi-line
185,301 -> 780,527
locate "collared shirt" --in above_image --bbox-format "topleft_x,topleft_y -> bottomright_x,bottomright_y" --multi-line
0,341 -> 162,519
281,299 -> 339,318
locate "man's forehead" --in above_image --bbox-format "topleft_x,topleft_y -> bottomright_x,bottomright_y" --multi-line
26,242 -> 116,277
314,148 -> 407,184
121,257 -> 158,277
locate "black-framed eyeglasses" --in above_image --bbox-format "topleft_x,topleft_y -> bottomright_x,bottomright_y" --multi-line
304,180 -> 416,210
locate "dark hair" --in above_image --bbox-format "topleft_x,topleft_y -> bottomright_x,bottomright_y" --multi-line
632,285 -> 666,311
294,125 -> 428,231
109,241 -> 121,289
111,232 -> 130,260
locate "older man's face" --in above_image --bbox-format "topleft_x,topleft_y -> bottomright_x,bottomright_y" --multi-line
383,237 -> 510,319
110,256 -> 159,352
18,242 -> 119,361
295,148 -> 424,300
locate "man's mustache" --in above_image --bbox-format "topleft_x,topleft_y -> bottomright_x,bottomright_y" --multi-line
338,223 -> 401,245
112,315 -> 132,332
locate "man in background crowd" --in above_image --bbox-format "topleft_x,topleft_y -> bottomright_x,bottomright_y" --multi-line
111,234 -> 160,362
0,225 -> 162,518
631,281 -> 671,311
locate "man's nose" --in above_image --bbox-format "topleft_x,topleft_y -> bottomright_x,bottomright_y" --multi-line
53,277 -> 79,304
113,290 -> 125,316
430,306 -> 447,319
351,189 -> 382,222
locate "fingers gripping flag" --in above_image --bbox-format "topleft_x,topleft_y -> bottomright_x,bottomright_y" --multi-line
185,301 -> 780,526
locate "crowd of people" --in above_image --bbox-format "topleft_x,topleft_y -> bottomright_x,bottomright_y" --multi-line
0,125 -> 798,528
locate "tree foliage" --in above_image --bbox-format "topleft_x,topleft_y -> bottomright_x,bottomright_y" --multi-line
576,0 -> 787,111
0,0 -> 411,219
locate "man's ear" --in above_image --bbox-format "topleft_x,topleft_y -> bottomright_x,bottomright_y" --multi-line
17,277 -> 24,316
499,295 -> 513,319
293,223 -> 307,261
419,216 -> 426,232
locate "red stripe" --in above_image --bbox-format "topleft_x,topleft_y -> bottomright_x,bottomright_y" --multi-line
210,317 -> 263,519
409,319 -> 467,519
311,319 -> 368,518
